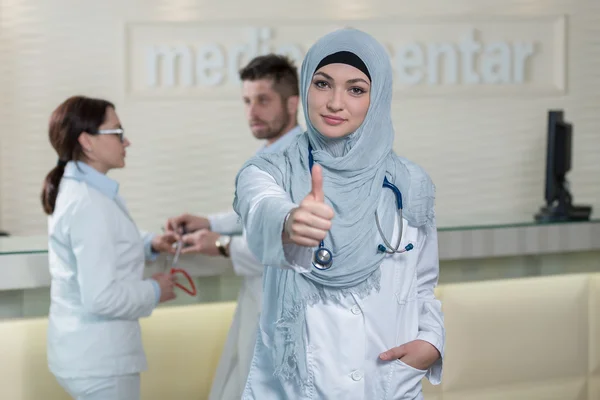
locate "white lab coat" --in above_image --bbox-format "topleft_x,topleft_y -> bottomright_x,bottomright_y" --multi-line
207,126 -> 304,400
206,212 -> 263,400
47,162 -> 159,383
236,166 -> 445,400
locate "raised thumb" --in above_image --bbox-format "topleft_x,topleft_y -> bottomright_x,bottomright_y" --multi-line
310,164 -> 324,202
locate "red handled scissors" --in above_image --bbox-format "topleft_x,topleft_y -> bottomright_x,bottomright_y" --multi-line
164,238 -> 197,296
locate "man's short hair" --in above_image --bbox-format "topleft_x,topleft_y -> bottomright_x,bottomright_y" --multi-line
239,54 -> 300,99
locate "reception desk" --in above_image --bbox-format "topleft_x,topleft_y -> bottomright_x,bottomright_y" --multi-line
2,273 -> 600,400
0,219 -> 600,399
1,218 -> 599,318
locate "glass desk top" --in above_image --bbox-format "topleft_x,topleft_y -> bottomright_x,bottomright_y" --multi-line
0,235 -> 48,255
437,216 -> 600,231
1,217 -> 598,255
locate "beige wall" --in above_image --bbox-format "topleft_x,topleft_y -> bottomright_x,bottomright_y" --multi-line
1,0 -> 598,235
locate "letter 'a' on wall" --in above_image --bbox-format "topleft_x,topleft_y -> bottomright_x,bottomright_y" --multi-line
126,17 -> 565,99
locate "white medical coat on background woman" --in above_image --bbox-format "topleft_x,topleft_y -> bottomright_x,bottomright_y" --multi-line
47,161 -> 160,381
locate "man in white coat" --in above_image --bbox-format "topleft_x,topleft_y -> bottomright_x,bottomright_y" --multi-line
165,54 -> 302,400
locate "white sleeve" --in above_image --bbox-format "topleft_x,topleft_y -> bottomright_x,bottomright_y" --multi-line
139,230 -> 158,262
208,211 -> 244,234
414,219 -> 445,384
228,233 -> 263,277
235,166 -> 312,273
70,199 -> 157,320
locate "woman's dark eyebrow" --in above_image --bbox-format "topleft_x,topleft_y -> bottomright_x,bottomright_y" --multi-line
347,78 -> 370,85
314,71 -> 332,80
315,72 -> 369,86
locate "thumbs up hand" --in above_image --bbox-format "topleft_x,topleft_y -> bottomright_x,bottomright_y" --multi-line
283,164 -> 335,247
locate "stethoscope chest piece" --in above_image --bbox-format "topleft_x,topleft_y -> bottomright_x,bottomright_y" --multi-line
306,143 -> 411,269
312,244 -> 333,270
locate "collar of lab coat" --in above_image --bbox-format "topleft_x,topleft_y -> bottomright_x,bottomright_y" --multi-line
62,161 -> 119,199
257,125 -> 303,155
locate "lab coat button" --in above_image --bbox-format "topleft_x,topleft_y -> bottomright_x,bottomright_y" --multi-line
351,305 -> 361,315
351,370 -> 363,381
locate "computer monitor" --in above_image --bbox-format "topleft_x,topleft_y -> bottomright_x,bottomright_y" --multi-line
535,110 -> 592,222
544,111 -> 571,203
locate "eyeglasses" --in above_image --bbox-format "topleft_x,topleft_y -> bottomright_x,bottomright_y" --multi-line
97,128 -> 125,143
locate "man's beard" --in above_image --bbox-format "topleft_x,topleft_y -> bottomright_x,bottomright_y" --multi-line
251,111 -> 291,141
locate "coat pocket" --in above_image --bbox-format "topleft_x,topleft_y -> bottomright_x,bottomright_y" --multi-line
385,359 -> 427,400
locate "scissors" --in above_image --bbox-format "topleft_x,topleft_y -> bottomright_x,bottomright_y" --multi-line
163,228 -> 197,296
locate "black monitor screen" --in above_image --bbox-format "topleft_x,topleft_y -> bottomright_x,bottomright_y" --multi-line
536,109 -> 591,222
544,110 -> 572,205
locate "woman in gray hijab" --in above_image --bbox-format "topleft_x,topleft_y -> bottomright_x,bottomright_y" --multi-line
233,28 -> 445,399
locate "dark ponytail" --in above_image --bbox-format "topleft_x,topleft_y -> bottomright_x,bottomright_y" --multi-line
41,164 -> 67,215
40,96 -> 115,215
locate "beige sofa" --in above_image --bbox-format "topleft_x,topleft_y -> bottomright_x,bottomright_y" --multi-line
0,272 -> 598,400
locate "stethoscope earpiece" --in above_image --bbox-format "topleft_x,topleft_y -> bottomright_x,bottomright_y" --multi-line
377,242 -> 414,254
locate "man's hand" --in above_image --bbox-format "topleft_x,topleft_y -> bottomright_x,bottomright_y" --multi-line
165,213 -> 210,234
180,229 -> 221,256
150,232 -> 180,254
379,340 -> 440,371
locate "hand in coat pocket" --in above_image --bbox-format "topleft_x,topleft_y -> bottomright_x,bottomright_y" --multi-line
379,339 -> 440,371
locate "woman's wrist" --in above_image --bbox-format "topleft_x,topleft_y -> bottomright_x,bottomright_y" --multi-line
281,209 -> 295,244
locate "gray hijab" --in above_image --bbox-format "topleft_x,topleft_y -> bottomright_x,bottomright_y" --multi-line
233,28 -> 435,391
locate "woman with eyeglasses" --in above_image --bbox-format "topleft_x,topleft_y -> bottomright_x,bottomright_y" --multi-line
41,95 -> 178,400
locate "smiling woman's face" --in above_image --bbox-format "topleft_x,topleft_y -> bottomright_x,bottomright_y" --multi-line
307,63 -> 371,138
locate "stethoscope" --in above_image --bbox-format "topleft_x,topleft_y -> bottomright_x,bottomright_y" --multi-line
308,144 -> 414,271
